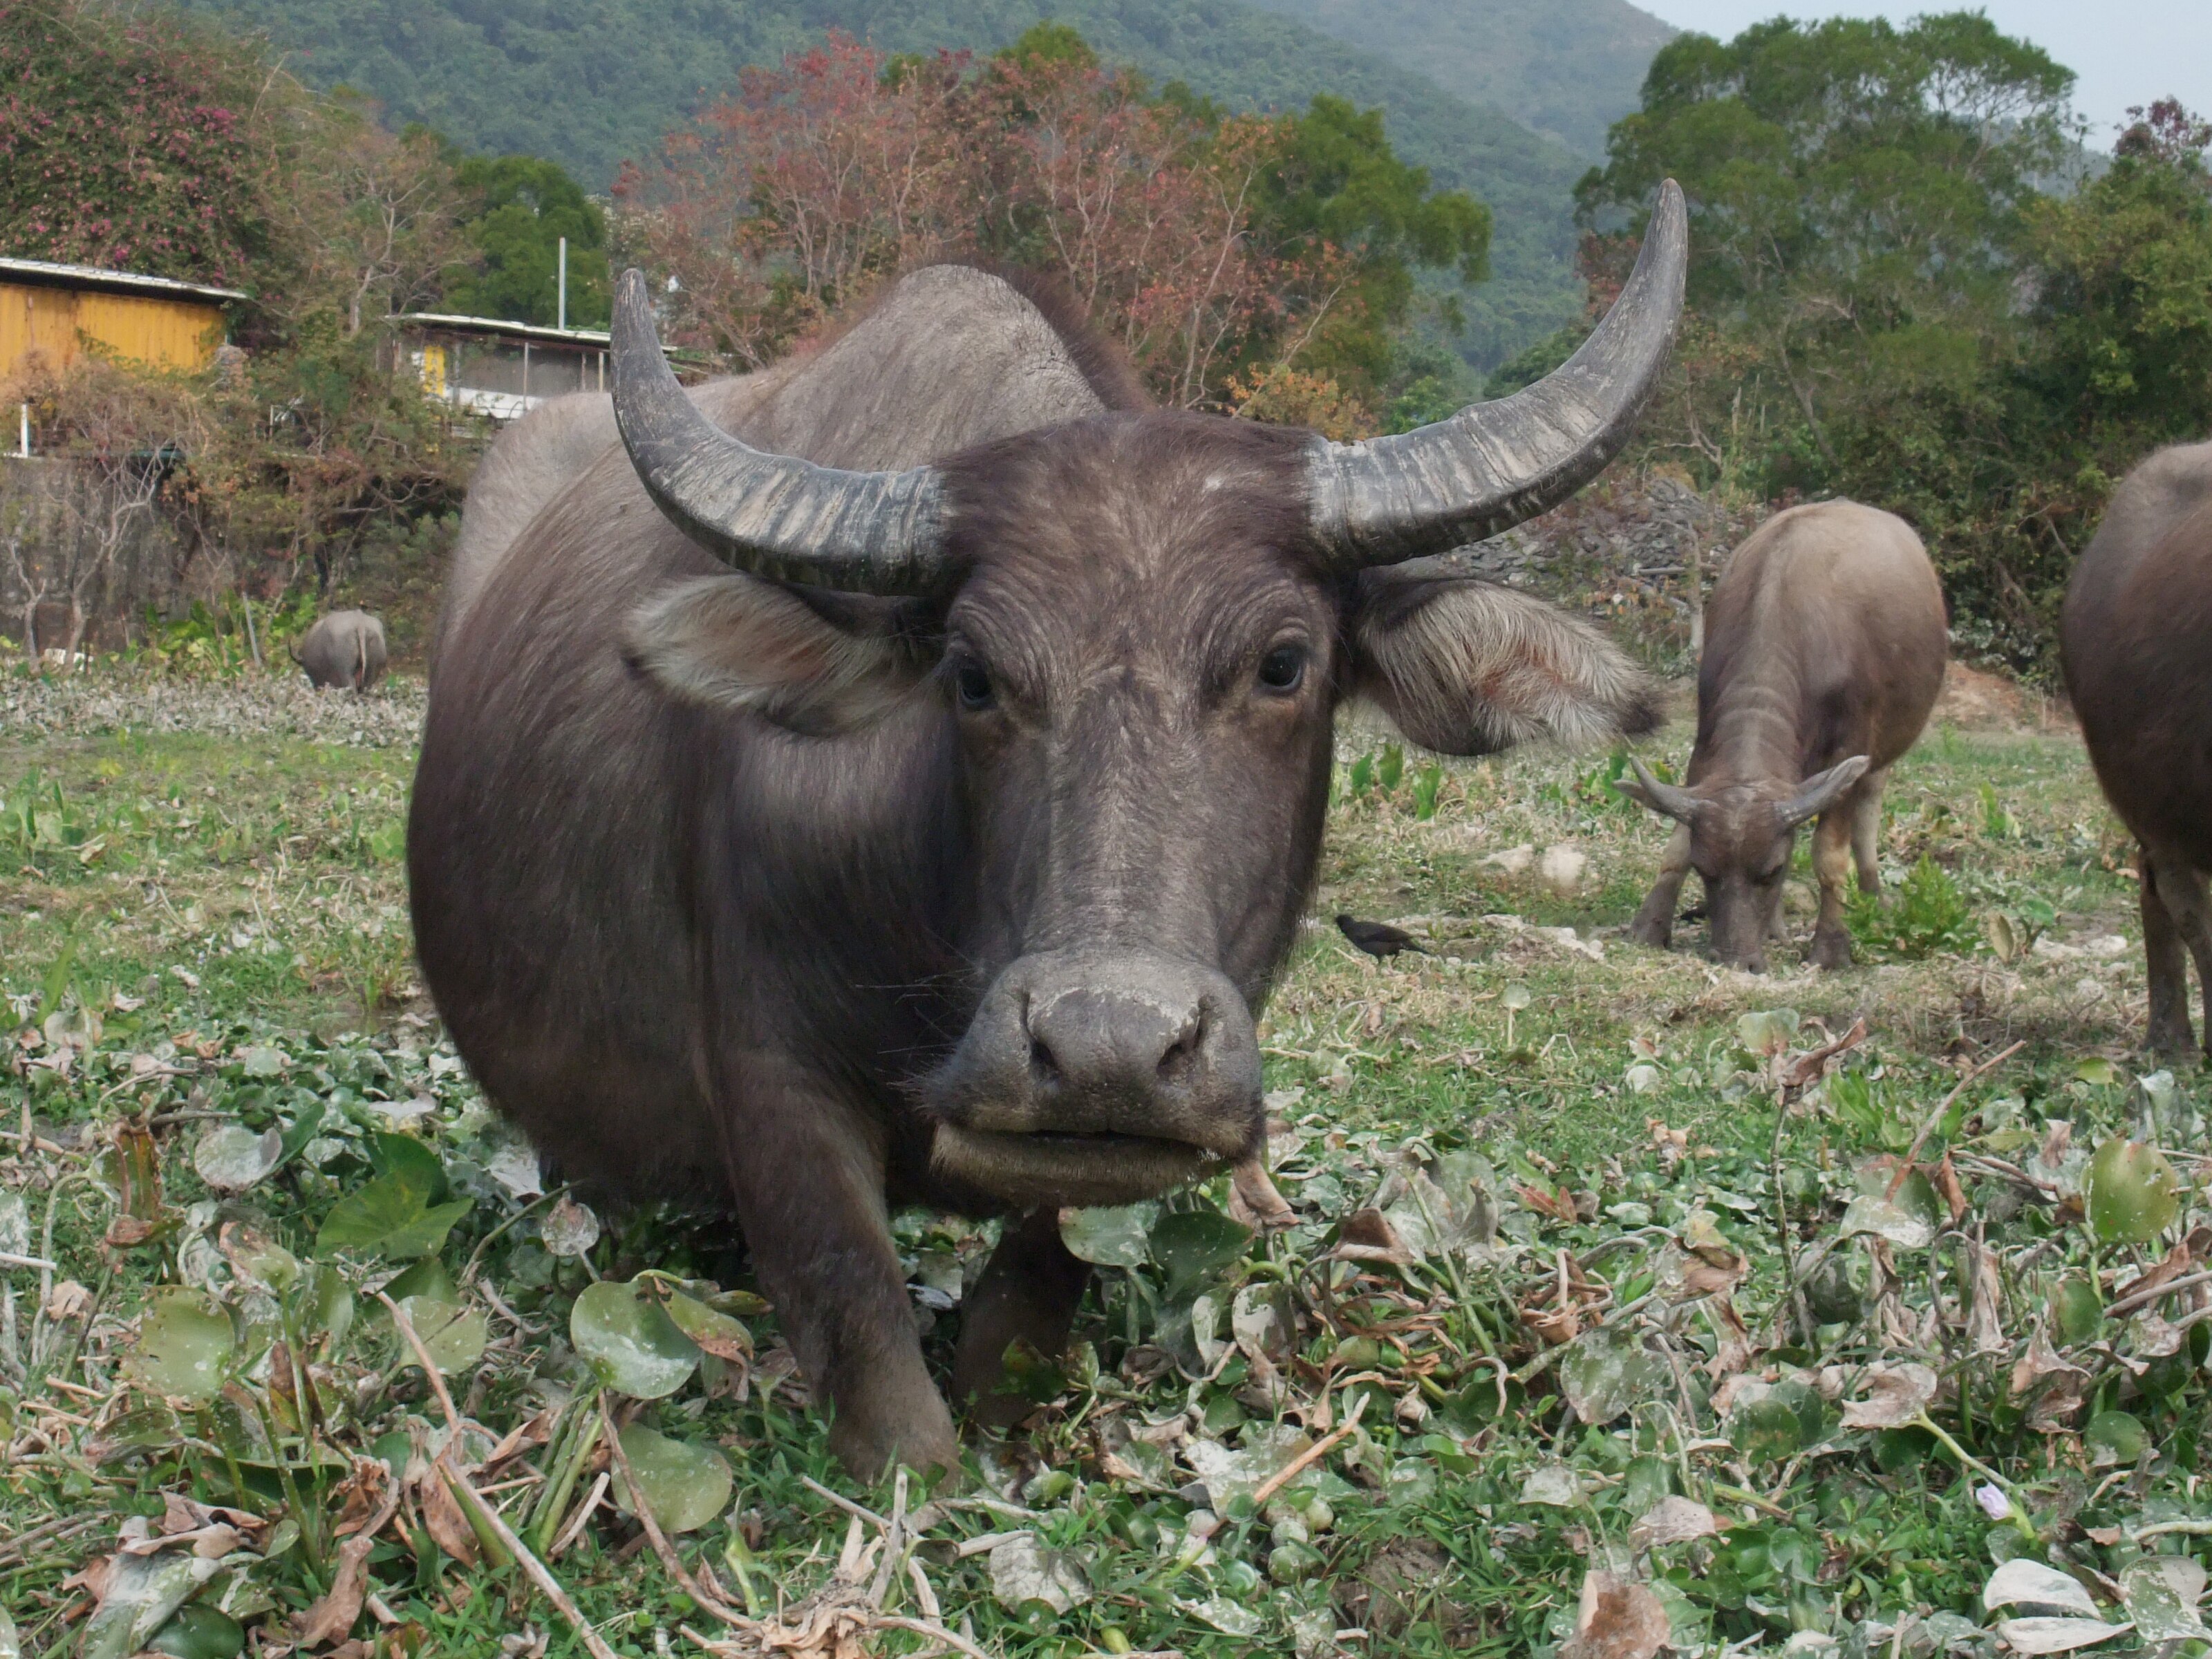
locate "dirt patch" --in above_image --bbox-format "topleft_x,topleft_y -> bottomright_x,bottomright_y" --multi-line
1932,662 -> 2074,735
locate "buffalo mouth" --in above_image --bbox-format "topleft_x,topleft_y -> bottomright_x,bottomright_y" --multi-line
931,1123 -> 1224,1209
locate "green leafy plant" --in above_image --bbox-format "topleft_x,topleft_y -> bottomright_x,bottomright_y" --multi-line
1847,855 -> 1977,960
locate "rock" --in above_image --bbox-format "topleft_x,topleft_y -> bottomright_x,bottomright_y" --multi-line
1539,845 -> 1588,894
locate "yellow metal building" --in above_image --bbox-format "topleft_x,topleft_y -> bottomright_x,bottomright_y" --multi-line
1,255 -> 243,378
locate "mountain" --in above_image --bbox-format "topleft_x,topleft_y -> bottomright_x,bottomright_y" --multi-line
1235,0 -> 1674,158
176,0 -> 1597,365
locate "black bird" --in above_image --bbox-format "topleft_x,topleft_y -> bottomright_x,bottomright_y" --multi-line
1336,914 -> 1427,959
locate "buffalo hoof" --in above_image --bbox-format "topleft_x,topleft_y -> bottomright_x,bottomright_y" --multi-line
828,1388 -> 961,1481
1808,930 -> 1854,971
1627,915 -> 1674,951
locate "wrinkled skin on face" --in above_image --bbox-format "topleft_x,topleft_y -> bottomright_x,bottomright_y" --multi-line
1683,787 -> 1798,973
612,415 -> 1661,1465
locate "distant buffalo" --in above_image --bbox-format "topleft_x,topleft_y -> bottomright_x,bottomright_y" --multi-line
410,187 -> 1689,1475
2061,440 -> 2212,1056
291,609 -> 386,691
1621,500 -> 1947,971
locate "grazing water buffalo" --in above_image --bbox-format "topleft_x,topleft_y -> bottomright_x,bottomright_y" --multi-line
291,609 -> 387,691
2061,440 -> 2212,1056
410,185 -> 1687,1475
1620,500 -> 1947,972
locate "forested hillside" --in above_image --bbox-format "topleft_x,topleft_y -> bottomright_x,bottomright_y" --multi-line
171,0 -> 1591,364
1238,0 -> 1675,157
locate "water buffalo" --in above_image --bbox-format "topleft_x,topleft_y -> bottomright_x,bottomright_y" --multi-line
410,185 -> 1688,1475
2061,440 -> 2212,1056
291,609 -> 387,691
1619,500 -> 1946,972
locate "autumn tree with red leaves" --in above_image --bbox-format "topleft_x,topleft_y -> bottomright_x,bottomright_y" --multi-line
614,28 -> 1485,411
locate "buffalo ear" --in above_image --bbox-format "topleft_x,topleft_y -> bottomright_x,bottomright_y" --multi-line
1346,565 -> 1662,756
623,573 -> 935,735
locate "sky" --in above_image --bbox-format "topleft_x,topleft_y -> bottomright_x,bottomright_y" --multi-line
1639,0 -> 2212,147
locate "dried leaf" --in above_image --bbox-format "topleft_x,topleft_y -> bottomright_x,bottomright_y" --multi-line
1228,1157 -> 1297,1230
417,1465 -> 480,1569
1557,1571 -> 1671,1659
1838,1362 -> 1937,1429
1965,1239 -> 2005,1355
294,1533 -> 376,1649
1336,1208 -> 1414,1265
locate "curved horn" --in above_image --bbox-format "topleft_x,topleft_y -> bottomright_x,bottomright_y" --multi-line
610,269 -> 951,594
1307,179 -> 1689,570
1615,756 -> 1703,823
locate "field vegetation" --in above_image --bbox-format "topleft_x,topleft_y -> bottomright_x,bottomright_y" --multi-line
4,659 -> 2207,1659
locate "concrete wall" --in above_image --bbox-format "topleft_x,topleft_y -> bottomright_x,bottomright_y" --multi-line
0,455 -> 198,656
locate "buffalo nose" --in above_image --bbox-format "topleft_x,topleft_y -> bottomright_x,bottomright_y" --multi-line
1024,982 -> 1209,1097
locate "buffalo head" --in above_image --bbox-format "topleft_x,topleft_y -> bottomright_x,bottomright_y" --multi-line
612,185 -> 1690,1204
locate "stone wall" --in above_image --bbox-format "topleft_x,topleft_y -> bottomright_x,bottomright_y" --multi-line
0,454 -> 201,657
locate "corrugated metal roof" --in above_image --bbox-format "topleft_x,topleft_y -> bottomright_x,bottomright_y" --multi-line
0,255 -> 247,304
392,312 -> 612,347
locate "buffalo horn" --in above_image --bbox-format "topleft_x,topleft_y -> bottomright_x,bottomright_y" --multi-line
1306,179 -> 1690,570
1620,756 -> 1703,824
610,269 -> 950,594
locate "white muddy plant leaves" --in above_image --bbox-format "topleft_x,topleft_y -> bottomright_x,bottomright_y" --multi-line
191,1123 -> 283,1192
538,1194 -> 601,1258
613,1424 -> 732,1534
987,1532 -> 1090,1614
1837,1192 -> 1933,1250
1983,1558 -> 2101,1618
1058,1202 -> 1157,1268
2118,1555 -> 2210,1642
124,1290 -> 236,1403
1559,1324 -> 1662,1425
1993,1617 -> 2135,1654
570,1278 -> 700,1398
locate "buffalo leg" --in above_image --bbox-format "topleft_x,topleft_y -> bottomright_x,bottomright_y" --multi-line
1850,769 -> 1888,893
2142,844 -> 2212,1061
2141,848 -> 2195,1057
953,1208 -> 1091,1429
1629,824 -> 1693,949
1808,807 -> 1856,970
720,1071 -> 957,1478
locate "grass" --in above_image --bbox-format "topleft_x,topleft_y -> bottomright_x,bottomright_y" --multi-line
2,659 -> 2207,1659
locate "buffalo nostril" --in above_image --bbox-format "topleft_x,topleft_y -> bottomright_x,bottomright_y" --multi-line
1156,1018 -> 1202,1084
1029,1037 -> 1061,1086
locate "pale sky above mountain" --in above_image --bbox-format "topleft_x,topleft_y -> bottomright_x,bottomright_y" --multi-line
1640,0 -> 2211,148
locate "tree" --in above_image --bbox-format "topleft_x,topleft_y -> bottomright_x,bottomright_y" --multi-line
0,0 -> 270,285
443,153 -> 612,328
272,98 -> 471,336
1577,11 -> 2076,486
615,26 -> 1490,409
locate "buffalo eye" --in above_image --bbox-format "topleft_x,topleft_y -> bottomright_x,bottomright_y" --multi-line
953,659 -> 995,711
1257,644 -> 1307,693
